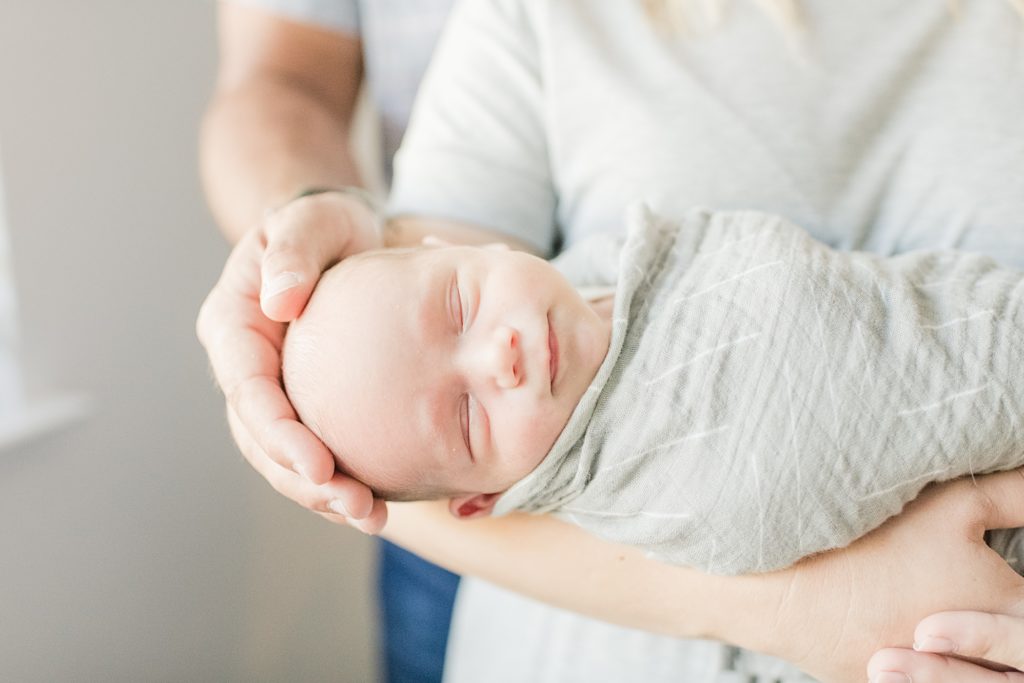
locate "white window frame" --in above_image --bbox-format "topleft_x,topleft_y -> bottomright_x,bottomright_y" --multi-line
0,139 -> 90,451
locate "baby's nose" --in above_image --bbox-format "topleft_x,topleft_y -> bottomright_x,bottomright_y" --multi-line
488,326 -> 521,389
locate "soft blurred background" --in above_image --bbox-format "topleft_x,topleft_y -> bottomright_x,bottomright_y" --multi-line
0,2 -> 378,680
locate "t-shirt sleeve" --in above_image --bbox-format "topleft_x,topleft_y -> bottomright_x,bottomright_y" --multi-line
387,0 -> 557,256
226,0 -> 360,35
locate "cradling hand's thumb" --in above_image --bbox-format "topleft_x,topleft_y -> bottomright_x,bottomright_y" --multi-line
259,190 -> 382,322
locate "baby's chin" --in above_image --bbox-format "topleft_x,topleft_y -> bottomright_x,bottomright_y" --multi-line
505,428 -> 568,485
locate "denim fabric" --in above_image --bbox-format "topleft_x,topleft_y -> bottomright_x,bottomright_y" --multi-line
377,539 -> 460,683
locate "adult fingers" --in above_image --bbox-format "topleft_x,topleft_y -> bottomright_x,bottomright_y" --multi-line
196,229 -> 287,398
204,313 -> 335,485
347,497 -> 388,535
198,231 -> 336,482
913,611 -> 1024,671
315,510 -> 351,527
314,503 -> 387,534
868,648 -> 1024,683
260,192 -> 381,322
973,468 -> 1024,531
229,378 -> 335,484
228,406 -> 377,521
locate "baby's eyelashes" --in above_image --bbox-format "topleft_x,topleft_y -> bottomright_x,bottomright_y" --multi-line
449,274 -> 465,332
460,393 -> 475,462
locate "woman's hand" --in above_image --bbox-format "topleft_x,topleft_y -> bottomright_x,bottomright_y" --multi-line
737,470 -> 1024,683
866,610 -> 1024,681
196,191 -> 387,533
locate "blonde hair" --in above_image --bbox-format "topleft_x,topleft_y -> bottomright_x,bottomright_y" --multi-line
642,0 -> 1024,34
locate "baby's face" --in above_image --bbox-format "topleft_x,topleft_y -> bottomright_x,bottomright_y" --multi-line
286,243 -> 610,516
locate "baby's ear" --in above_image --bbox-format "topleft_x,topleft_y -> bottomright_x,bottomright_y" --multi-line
448,492 -> 502,519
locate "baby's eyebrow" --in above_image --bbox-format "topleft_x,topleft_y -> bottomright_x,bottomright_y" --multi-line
413,257 -> 449,347
418,385 -> 456,470
409,254 -> 461,467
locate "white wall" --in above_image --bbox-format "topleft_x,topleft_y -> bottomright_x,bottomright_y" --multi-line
0,2 -> 377,681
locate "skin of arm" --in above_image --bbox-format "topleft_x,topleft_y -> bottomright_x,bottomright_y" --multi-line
200,1 -> 364,242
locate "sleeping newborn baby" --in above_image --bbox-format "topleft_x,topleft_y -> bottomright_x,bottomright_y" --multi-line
283,205 -> 1024,575
283,233 -> 614,514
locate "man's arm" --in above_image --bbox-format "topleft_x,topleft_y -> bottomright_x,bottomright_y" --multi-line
197,1 -> 388,530
200,1 -> 363,242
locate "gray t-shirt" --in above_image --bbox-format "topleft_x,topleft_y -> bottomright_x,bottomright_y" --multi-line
392,0 -> 1024,265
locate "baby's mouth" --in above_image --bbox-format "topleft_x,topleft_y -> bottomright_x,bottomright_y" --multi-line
548,313 -> 559,394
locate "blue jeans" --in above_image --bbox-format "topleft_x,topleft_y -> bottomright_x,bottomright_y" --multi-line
377,539 -> 461,683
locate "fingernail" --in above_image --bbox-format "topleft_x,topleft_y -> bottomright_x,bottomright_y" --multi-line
871,672 -> 912,683
292,462 -> 312,481
913,636 -> 957,653
328,499 -> 352,517
262,271 -> 301,299
349,517 -> 378,535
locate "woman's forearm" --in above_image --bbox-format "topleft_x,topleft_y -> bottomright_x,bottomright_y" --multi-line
381,473 -> 1024,683
380,501 -> 779,647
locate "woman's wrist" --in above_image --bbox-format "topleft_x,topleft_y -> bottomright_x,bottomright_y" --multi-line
379,502 -> 779,649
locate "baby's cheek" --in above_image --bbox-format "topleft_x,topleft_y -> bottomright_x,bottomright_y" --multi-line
494,401 -> 563,474
522,412 -> 563,457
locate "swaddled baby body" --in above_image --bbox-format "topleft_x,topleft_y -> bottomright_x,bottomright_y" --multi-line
283,206 -> 1024,574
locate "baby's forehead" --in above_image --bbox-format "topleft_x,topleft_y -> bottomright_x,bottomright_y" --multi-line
297,245 -> 441,389
304,249 -> 422,320
327,245 -> 426,281
288,245 -> 489,496
313,243 -> 480,323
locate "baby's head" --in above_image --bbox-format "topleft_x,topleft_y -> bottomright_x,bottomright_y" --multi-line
282,242 -> 610,518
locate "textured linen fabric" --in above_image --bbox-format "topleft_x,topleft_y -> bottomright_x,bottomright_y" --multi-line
496,205 -> 1024,574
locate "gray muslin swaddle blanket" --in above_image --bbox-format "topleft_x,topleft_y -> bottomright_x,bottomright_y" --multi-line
493,205 -> 1024,575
